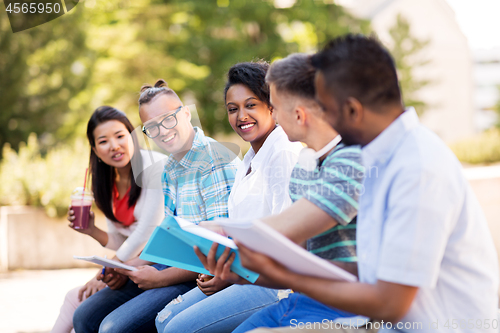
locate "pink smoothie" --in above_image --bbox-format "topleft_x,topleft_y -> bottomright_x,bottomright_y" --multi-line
72,204 -> 91,229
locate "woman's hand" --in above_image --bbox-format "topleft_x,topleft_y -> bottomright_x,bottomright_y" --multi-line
198,221 -> 227,236
96,267 -> 128,290
194,243 -> 246,285
78,273 -> 107,301
196,274 -> 231,296
67,207 -> 96,236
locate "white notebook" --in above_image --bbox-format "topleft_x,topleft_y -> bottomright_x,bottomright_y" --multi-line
73,255 -> 138,271
213,219 -> 357,282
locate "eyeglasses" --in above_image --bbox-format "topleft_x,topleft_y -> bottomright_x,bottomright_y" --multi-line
142,106 -> 183,139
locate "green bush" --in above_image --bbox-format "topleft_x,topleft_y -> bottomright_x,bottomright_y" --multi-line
0,134 -> 89,217
450,129 -> 500,165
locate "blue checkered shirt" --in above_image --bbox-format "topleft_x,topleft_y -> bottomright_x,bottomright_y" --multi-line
162,127 -> 239,223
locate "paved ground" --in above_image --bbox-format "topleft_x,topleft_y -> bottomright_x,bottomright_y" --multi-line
0,268 -> 97,333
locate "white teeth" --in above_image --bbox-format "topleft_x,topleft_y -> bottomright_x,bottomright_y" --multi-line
162,134 -> 175,143
113,153 -> 123,159
240,123 -> 255,130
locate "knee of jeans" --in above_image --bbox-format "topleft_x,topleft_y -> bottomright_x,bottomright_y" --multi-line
73,305 -> 90,331
155,294 -> 184,329
99,316 -> 120,333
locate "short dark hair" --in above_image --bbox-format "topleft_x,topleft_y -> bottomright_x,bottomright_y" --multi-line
138,79 -> 180,106
86,106 -> 142,223
266,53 -> 316,101
311,34 -> 402,110
224,61 -> 270,106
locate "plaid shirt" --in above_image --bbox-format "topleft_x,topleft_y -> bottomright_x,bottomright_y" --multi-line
162,127 -> 239,223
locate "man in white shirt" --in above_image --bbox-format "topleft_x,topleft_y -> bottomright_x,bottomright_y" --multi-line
232,34 -> 499,333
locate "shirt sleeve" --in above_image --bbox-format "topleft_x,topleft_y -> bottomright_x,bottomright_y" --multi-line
106,157 -> 166,261
266,150 -> 298,215
114,187 -> 164,261
200,162 -> 237,221
306,146 -> 364,225
104,218 -> 127,251
376,164 -> 463,288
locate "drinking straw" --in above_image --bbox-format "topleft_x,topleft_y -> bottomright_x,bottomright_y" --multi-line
82,167 -> 88,202
83,167 -> 88,193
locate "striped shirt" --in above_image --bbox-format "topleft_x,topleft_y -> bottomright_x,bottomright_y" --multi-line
289,143 -> 364,262
162,127 -> 239,223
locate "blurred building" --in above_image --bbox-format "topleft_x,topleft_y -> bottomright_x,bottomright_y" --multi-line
473,48 -> 500,131
338,0 -> 475,143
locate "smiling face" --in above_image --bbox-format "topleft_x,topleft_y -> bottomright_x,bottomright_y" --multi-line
139,94 -> 193,156
226,84 -> 275,152
92,120 -> 134,170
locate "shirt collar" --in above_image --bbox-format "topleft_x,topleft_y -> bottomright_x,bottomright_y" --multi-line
165,127 -> 205,170
249,125 -> 281,171
362,107 -> 419,167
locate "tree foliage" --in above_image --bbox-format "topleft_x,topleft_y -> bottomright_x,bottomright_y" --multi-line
1,0 -> 370,153
0,7 -> 94,155
388,13 -> 430,115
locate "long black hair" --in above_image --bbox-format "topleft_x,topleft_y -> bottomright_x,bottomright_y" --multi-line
86,106 -> 143,223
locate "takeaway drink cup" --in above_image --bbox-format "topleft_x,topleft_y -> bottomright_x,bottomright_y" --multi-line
71,187 -> 94,229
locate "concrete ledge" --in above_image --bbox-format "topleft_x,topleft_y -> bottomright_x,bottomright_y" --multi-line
0,206 -> 113,271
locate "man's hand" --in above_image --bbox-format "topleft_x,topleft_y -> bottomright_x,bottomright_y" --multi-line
78,273 -> 107,301
196,274 -> 231,296
194,243 -> 246,284
114,265 -> 164,290
96,267 -> 128,290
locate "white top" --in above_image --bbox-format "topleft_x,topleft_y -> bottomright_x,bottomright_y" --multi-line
105,150 -> 166,261
358,108 -> 499,332
228,126 -> 303,220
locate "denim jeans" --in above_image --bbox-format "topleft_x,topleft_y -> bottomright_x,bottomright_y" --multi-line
233,293 -> 356,333
155,284 -> 283,333
72,264 -> 196,333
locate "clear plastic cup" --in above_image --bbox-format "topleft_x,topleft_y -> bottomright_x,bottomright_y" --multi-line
70,187 -> 94,229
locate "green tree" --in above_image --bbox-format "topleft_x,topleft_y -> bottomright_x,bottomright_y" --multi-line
0,7 -> 94,155
1,0 -> 369,153
58,0 -> 370,135
389,13 -> 430,116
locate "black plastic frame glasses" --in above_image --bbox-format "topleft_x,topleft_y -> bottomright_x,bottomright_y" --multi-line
142,106 -> 183,139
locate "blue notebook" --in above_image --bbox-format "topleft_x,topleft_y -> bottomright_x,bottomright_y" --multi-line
140,216 -> 259,283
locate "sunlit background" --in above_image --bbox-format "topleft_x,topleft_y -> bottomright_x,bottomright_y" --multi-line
1,0 -> 500,332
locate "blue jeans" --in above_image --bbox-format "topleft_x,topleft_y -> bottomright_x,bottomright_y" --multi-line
233,293 -> 355,332
156,284 -> 283,333
73,264 -> 196,333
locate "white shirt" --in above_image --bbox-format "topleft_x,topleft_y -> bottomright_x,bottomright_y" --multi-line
358,108 -> 499,332
105,150 -> 166,261
228,126 -> 303,220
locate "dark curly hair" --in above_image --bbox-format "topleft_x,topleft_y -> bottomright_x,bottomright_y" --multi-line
224,61 -> 270,106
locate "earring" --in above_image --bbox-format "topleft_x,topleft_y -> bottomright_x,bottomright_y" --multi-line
98,158 -> 102,163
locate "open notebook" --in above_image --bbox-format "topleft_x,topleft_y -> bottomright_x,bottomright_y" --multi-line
73,255 -> 138,271
212,218 -> 358,282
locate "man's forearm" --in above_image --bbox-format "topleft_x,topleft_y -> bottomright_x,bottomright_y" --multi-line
267,266 -> 416,323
